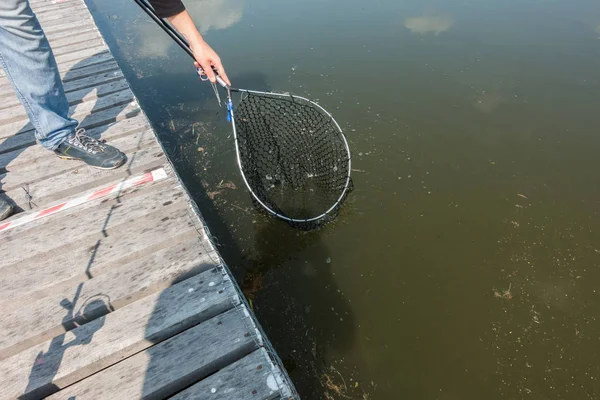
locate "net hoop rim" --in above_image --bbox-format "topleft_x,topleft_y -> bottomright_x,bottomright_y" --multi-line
230,89 -> 352,224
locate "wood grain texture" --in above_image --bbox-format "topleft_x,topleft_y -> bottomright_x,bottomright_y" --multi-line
0,229 -> 203,314
0,237 -> 217,361
0,0 -> 296,397
0,87 -> 132,125
171,348 -> 285,400
46,308 -> 258,400
0,129 -> 148,187
2,145 -> 165,209
0,270 -> 239,400
0,60 -> 118,102
41,15 -> 94,35
0,112 -> 148,156
0,52 -> 112,91
49,30 -> 103,50
0,182 -> 186,269
0,99 -> 136,139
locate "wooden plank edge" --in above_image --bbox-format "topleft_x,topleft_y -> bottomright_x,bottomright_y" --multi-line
0,269 -> 240,400
170,348 -> 290,400
0,237 -> 218,361
46,308 -> 257,400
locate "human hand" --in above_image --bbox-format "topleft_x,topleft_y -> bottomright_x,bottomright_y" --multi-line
190,39 -> 231,86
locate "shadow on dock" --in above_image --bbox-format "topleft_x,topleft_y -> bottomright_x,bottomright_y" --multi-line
7,51 -> 356,398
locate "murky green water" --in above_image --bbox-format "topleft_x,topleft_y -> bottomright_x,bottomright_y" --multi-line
88,0 -> 600,398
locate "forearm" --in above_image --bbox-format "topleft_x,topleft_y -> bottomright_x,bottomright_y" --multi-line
167,10 -> 205,48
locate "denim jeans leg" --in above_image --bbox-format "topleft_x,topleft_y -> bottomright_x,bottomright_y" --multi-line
0,0 -> 77,150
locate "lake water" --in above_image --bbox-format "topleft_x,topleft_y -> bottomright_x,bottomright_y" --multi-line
87,0 -> 600,398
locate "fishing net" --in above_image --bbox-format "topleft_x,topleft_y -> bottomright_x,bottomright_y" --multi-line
233,91 -> 352,230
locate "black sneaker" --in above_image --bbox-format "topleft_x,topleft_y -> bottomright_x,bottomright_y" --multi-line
0,197 -> 13,221
55,129 -> 127,170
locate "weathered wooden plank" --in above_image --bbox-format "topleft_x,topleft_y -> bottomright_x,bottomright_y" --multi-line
36,9 -> 90,26
171,348 -> 284,400
64,69 -> 124,94
61,60 -> 119,83
46,308 -> 257,400
0,270 -> 240,400
35,4 -> 88,20
3,142 -> 164,211
0,128 -> 155,192
0,111 -> 147,156
0,99 -> 137,139
43,24 -> 97,42
0,170 -> 178,246
31,0 -> 80,12
67,78 -> 130,104
34,3 -> 86,16
38,12 -> 92,30
0,52 -> 114,100
0,59 -> 120,99
49,30 -> 101,50
54,45 -> 108,65
33,4 -> 84,16
31,0 -> 79,7
43,18 -> 97,37
0,128 -> 152,188
44,25 -> 98,44
0,87 -> 131,126
0,74 -> 127,111
0,59 -> 118,95
0,171 -> 179,269
0,39 -> 98,91
57,50 -> 111,72
0,236 -> 218,361
30,0 -> 76,6
0,52 -> 112,98
51,38 -> 105,58
0,216 -> 203,314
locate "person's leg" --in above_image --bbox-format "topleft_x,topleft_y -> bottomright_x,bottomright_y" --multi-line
0,0 -> 126,173
0,0 -> 77,150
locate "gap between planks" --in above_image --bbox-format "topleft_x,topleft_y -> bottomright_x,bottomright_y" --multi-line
0,270 -> 241,400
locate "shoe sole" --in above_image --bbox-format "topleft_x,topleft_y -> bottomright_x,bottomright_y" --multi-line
56,154 -> 127,170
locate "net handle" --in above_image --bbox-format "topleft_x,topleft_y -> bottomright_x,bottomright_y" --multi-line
133,0 -> 353,225
132,0 -> 230,89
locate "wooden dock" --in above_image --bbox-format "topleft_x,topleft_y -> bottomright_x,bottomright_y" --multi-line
0,0 -> 297,399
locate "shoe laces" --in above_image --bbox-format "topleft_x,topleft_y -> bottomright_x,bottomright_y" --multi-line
68,128 -> 106,154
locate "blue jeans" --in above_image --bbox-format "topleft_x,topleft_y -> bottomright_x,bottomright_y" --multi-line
0,0 -> 77,150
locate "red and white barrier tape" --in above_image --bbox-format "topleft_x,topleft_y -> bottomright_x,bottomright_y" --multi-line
0,168 -> 168,233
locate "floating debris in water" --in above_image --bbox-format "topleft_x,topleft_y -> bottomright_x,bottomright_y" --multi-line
218,181 -> 237,190
326,257 -> 332,264
207,191 -> 221,200
494,283 -> 513,300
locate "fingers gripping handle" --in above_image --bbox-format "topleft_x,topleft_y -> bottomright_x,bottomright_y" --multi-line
196,66 -> 229,88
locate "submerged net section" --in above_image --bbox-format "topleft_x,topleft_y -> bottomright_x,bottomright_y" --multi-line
234,91 -> 352,229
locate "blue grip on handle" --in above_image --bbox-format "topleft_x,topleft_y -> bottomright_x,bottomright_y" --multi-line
227,100 -> 233,122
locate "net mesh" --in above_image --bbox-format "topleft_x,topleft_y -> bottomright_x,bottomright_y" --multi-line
234,91 -> 352,230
